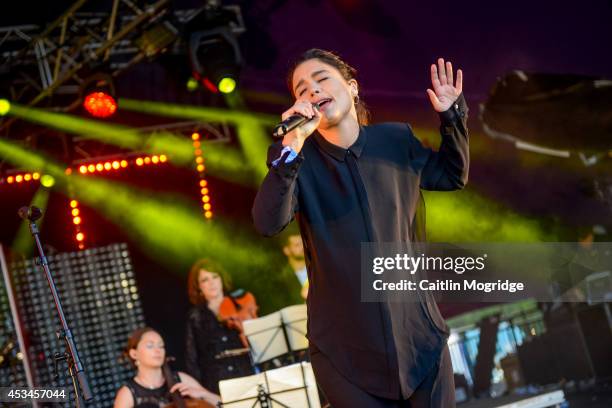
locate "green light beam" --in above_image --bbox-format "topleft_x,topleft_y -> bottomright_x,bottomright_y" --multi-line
0,138 -> 271,271
8,103 -> 193,165
119,98 -> 278,126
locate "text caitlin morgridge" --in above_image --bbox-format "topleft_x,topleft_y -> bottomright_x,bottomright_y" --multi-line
371,253 -> 525,293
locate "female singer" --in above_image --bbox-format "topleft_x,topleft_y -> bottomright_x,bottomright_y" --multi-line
253,49 -> 469,407
185,259 -> 257,394
113,327 -> 220,408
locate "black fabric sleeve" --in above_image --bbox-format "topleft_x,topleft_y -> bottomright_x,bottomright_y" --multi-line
184,310 -> 202,382
410,93 -> 470,191
252,141 -> 303,237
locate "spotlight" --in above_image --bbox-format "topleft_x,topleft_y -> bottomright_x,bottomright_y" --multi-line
81,74 -> 117,118
40,175 -> 55,188
187,6 -> 244,94
218,77 -> 236,94
186,77 -> 199,92
0,99 -> 10,116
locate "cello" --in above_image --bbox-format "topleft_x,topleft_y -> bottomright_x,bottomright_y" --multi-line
162,357 -> 216,408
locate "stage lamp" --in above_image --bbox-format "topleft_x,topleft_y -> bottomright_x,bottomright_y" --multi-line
0,99 -> 10,116
41,175 -> 55,188
189,24 -> 242,94
186,77 -> 199,92
218,77 -> 236,94
81,74 -> 117,118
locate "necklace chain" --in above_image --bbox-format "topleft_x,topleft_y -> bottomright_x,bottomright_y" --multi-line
135,375 -> 163,390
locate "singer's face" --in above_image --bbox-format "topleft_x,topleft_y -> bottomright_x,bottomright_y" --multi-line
130,330 -> 165,369
292,59 -> 357,128
198,269 -> 224,301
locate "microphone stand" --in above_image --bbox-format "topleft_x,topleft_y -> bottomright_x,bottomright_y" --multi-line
19,206 -> 93,406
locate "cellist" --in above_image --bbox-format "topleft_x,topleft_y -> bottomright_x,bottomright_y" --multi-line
113,327 -> 220,408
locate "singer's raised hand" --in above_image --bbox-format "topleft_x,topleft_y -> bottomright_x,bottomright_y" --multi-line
426,58 -> 463,112
281,100 -> 321,153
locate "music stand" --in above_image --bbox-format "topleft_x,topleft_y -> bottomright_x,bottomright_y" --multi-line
218,362 -> 320,408
242,304 -> 308,368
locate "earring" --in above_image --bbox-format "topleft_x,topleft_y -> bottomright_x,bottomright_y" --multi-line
354,95 -> 360,104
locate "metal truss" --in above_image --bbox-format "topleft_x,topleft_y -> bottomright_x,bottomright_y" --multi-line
0,0 -> 182,110
0,0 -> 245,113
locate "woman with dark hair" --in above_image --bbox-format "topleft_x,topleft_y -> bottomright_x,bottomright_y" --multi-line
113,327 -> 219,408
253,49 -> 469,407
184,259 -> 257,394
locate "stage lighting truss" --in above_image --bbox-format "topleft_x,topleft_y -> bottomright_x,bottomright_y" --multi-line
0,0 -> 177,121
0,1 -> 246,123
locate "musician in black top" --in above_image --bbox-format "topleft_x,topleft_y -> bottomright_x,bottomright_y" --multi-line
184,259 -> 256,394
114,327 -> 220,408
253,49 -> 469,407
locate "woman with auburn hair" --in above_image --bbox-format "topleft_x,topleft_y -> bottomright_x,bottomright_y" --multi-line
113,327 -> 220,407
184,259 -> 257,394
253,48 -> 469,407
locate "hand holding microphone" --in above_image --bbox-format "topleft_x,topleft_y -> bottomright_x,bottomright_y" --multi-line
275,100 -> 322,153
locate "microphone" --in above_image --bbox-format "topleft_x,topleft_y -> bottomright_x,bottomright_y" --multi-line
18,206 -> 43,221
273,102 -> 320,138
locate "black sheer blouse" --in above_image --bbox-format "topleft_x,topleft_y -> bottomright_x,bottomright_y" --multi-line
185,304 -> 254,394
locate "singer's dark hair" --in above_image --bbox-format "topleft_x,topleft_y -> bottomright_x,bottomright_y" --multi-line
287,48 -> 370,126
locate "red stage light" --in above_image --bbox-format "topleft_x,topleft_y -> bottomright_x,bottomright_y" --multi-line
96,163 -> 103,171
205,211 -> 213,219
83,91 -> 117,118
72,209 -> 80,216
24,174 -> 31,181
112,161 -> 120,169
76,232 -> 85,242
104,162 -> 111,170
16,175 -> 23,183
152,155 -> 159,164
120,160 -> 128,168
159,155 -> 167,163
136,158 -> 143,166
33,173 -> 40,180
73,217 -> 81,225
144,157 -> 151,164
192,132 -> 200,141
88,164 -> 95,172
7,176 -> 14,184
70,200 -> 78,208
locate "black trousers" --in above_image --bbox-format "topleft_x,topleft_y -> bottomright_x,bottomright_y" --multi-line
310,345 -> 455,408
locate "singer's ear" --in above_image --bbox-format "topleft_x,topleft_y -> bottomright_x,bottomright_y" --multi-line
348,79 -> 358,96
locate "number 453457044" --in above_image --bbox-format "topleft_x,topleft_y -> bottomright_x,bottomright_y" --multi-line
1,387 -> 69,402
